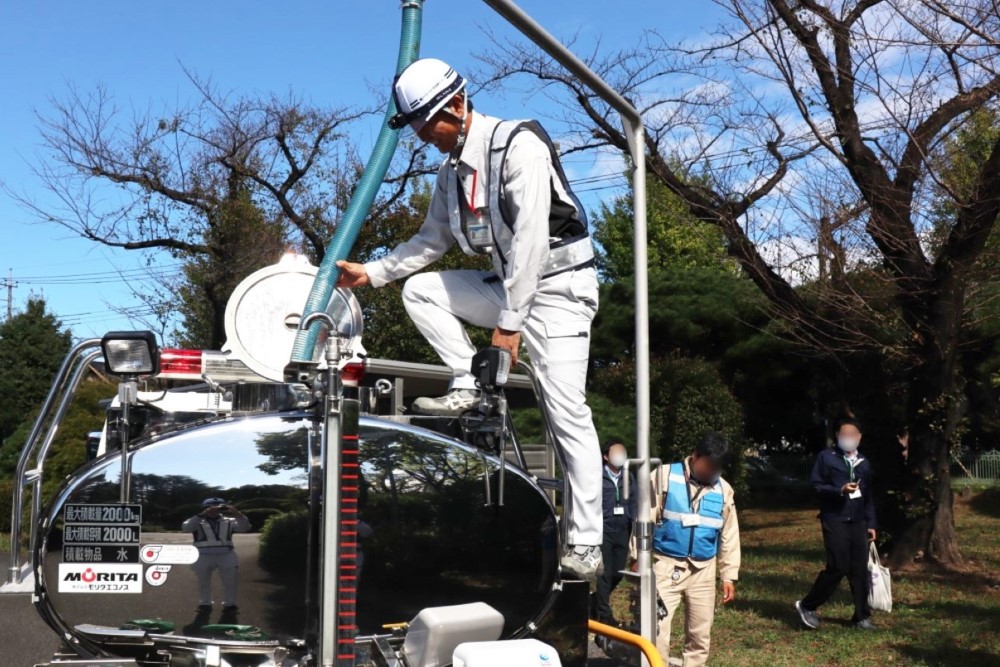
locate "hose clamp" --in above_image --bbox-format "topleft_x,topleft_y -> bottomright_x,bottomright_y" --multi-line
635,520 -> 655,552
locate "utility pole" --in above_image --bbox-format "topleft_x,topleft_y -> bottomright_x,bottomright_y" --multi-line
4,270 -> 15,321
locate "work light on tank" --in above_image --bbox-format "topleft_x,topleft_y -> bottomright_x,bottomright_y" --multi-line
101,331 -> 160,376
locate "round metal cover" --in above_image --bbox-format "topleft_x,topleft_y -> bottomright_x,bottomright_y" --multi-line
223,255 -> 363,381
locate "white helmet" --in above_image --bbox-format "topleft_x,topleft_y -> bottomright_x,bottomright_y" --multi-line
388,58 -> 467,131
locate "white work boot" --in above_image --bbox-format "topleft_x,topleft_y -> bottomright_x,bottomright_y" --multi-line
560,545 -> 603,581
411,389 -> 479,416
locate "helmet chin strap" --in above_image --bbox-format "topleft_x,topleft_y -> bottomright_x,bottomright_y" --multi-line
449,94 -> 470,167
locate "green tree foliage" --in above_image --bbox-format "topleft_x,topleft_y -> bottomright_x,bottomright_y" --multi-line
589,263 -> 825,455
929,109 -> 1000,247
510,391 -> 638,461
258,510 -> 309,575
176,184 -> 288,348
591,356 -> 747,494
592,265 -> 764,361
593,178 -> 734,281
0,376 -> 117,532
38,378 -> 117,505
0,299 -> 72,444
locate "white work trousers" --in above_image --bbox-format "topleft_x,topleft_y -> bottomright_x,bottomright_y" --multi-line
192,549 -> 240,606
402,267 -> 603,546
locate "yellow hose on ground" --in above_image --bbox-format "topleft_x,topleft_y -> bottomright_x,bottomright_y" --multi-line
588,619 -> 664,667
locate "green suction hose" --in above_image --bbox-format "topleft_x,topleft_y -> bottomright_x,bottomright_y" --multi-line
290,0 -> 424,363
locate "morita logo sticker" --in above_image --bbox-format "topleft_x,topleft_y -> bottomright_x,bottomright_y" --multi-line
145,565 -> 172,586
140,544 -> 199,565
58,563 -> 143,593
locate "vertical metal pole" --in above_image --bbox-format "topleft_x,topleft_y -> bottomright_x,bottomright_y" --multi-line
319,332 -> 342,667
628,120 -> 657,655
118,381 -> 137,503
479,1 -> 655,658
304,420 -> 323,648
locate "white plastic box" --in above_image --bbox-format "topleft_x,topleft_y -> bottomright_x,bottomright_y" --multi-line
401,602 -> 505,667
452,639 -> 562,667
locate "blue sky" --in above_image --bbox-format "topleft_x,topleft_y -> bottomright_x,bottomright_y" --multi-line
0,1 -> 717,341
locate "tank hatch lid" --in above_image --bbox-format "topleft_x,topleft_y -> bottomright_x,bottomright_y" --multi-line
223,254 -> 363,381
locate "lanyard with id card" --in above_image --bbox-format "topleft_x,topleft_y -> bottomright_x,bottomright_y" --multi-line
845,456 -> 862,499
682,474 -> 705,526
458,170 -> 493,253
610,469 -> 626,515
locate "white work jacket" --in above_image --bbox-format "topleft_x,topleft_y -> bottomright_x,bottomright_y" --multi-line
365,111 -> 582,332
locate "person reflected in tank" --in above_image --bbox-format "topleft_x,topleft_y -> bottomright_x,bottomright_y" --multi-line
182,604 -> 213,636
182,497 -> 251,612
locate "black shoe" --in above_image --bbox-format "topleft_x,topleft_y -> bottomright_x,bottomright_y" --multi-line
795,600 -> 820,629
222,605 -> 239,612
854,618 -> 876,631
195,604 -> 212,613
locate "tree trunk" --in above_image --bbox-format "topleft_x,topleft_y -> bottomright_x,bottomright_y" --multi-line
888,322 -> 965,568
888,424 -> 963,568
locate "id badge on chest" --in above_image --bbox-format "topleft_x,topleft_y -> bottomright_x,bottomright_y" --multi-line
681,514 -> 700,528
613,506 -> 625,516
465,207 -> 494,253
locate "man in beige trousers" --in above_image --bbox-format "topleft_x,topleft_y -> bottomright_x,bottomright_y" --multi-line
649,432 -> 741,666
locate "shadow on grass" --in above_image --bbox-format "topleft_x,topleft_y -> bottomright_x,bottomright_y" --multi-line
728,597 -> 814,630
728,568 -> 868,628
741,543 -> 825,563
742,493 -> 816,512
739,518 -> 817,534
894,561 -> 1000,596
894,644 -> 1000,667
917,600 -> 1000,632
970,487 -> 1000,519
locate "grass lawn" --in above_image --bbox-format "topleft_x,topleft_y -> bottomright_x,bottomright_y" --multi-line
611,489 -> 1000,666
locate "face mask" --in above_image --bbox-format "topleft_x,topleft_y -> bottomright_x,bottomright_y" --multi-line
838,437 -> 860,453
609,453 -> 627,469
691,472 -> 720,486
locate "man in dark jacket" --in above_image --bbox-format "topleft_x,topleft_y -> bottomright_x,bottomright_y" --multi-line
795,418 -> 878,630
594,439 -> 638,625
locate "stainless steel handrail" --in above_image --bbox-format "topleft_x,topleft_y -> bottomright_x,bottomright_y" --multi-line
27,348 -> 104,569
8,339 -> 102,585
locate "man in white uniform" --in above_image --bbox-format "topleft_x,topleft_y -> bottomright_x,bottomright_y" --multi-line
336,58 -> 603,578
182,497 -> 251,611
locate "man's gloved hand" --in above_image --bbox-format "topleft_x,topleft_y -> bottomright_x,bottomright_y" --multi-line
491,327 -> 521,365
336,261 -> 370,288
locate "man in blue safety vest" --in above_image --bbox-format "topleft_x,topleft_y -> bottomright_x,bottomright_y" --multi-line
650,433 -> 741,667
336,58 -> 604,580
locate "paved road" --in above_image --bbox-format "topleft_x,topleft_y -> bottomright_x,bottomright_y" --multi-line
0,589 -> 67,666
